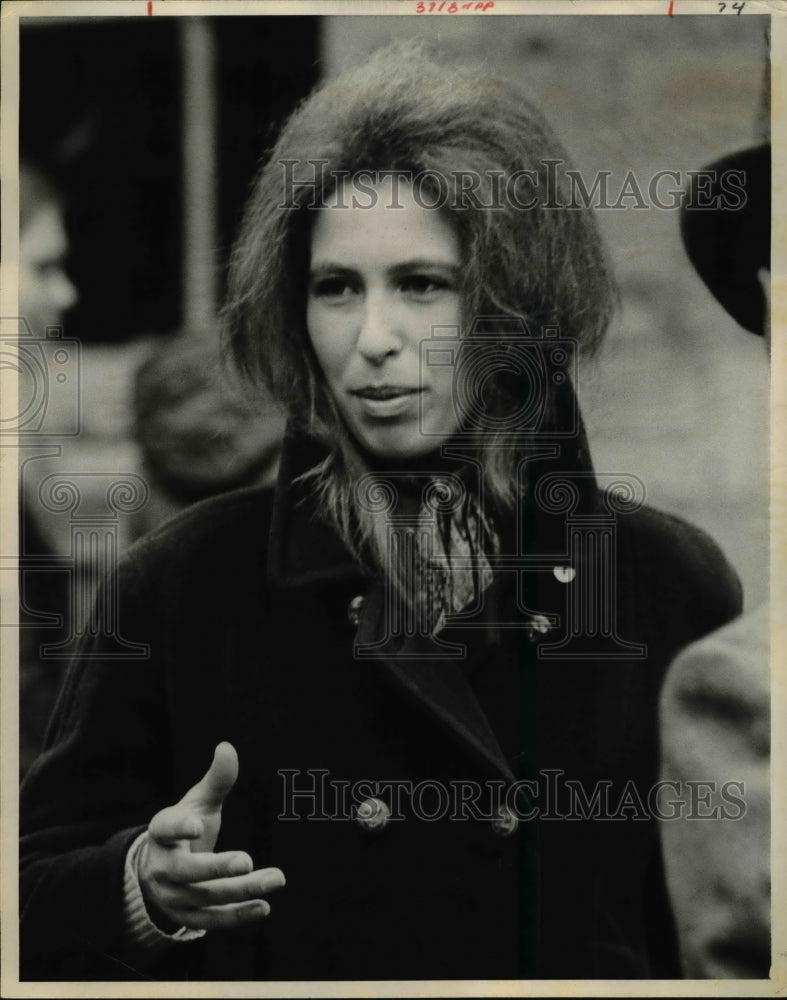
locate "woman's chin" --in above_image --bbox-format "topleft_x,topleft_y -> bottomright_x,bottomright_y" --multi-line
354,430 -> 454,464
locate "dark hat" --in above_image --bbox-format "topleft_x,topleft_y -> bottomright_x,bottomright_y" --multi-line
680,143 -> 770,335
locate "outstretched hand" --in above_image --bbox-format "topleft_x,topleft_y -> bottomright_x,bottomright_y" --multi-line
138,742 -> 285,932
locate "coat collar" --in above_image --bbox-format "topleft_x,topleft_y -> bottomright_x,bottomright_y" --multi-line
266,425 -> 361,589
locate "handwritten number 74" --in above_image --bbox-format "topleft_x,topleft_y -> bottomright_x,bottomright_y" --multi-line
717,2 -> 746,12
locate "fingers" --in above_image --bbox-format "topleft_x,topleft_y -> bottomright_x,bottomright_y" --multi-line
165,898 -> 272,932
159,866 -> 286,908
180,742 -> 239,813
149,864 -> 286,933
166,850 -> 255,885
188,868 -> 286,908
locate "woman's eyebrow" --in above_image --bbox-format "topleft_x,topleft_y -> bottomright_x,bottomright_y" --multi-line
308,262 -> 357,279
389,259 -> 461,277
309,259 -> 461,279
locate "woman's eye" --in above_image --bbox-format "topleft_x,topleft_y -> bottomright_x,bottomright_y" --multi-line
400,275 -> 450,299
310,277 -> 358,301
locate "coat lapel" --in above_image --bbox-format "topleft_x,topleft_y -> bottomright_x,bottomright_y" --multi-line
354,579 -> 516,784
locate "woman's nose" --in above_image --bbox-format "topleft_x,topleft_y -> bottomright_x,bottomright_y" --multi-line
356,293 -> 403,363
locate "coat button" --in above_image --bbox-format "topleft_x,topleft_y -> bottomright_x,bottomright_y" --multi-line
355,797 -> 391,833
491,804 -> 519,837
527,613 -> 551,642
347,595 -> 364,627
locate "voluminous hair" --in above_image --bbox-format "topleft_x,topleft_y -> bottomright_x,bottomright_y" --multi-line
223,42 -> 617,584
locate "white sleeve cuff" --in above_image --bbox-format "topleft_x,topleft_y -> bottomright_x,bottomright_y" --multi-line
123,830 -> 206,953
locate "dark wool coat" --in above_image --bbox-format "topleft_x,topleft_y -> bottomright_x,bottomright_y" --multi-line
19,429 -> 742,983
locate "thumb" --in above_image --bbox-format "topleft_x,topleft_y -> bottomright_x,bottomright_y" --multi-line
180,741 -> 239,813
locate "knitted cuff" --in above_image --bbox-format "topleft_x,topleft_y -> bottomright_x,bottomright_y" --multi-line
123,830 -> 206,952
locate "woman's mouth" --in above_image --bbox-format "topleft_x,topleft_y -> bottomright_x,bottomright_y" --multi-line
350,386 -> 424,418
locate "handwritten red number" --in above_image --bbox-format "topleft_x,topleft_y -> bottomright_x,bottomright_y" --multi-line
416,0 -> 493,11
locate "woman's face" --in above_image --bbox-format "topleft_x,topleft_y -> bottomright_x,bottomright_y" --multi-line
307,180 -> 465,461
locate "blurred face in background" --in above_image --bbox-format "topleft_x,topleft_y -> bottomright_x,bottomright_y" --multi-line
306,180 -> 466,461
20,203 -> 78,333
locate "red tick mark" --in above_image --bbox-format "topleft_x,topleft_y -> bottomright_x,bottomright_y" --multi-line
147,1 -> 152,14
668,0 -> 674,15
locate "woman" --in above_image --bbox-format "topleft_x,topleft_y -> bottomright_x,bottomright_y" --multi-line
20,44 -> 741,982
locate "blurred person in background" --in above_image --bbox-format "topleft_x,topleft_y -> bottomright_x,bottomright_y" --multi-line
660,143 -> 771,979
20,162 -> 78,333
20,45 -> 743,981
18,159 -> 79,777
131,331 -> 285,538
